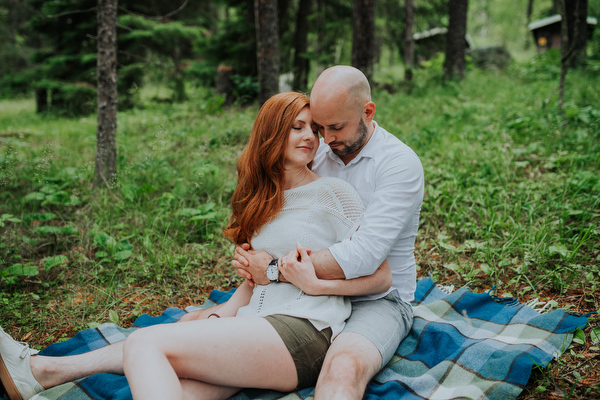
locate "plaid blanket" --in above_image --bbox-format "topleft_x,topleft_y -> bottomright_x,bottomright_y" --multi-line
30,278 -> 587,400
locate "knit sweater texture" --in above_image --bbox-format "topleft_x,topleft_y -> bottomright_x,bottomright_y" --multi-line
236,177 -> 364,338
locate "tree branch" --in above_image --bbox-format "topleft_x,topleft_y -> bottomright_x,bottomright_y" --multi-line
17,1 -> 96,19
118,0 -> 190,20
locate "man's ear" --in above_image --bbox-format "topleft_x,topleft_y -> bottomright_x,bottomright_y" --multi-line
364,101 -> 376,122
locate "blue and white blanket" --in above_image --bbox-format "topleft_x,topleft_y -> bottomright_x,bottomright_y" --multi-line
30,278 -> 587,400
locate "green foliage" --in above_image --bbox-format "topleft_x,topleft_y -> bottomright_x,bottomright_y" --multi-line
512,49 -> 562,80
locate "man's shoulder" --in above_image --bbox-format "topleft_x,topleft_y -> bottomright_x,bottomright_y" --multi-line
373,124 -> 413,152
371,125 -> 422,167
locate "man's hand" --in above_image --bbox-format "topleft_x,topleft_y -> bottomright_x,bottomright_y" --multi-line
232,243 -> 272,286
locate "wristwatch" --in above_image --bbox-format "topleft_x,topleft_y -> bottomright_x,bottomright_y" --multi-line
266,258 -> 279,282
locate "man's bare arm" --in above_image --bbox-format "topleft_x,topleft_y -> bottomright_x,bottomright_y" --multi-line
233,244 -> 346,283
280,245 -> 392,296
308,248 -> 346,280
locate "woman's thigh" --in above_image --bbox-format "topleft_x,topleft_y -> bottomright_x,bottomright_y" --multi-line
132,316 -> 297,392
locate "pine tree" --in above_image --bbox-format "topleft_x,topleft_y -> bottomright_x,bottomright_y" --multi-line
255,0 -> 279,105
95,0 -> 118,187
443,0 -> 469,80
351,0 -> 375,81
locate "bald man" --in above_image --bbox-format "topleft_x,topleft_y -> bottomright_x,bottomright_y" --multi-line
230,66 -> 424,399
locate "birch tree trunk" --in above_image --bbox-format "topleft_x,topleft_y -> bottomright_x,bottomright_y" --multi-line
94,0 -> 118,187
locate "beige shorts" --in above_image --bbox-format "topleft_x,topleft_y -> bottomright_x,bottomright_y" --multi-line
264,314 -> 332,390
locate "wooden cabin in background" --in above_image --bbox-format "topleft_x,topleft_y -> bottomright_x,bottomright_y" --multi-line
528,14 -> 597,53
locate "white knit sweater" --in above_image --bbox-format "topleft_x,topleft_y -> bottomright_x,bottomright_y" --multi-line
236,177 -> 365,338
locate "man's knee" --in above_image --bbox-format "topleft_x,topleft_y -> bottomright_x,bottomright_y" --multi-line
319,333 -> 381,388
322,351 -> 378,385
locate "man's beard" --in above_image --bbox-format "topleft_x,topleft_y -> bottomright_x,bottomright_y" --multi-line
331,118 -> 369,157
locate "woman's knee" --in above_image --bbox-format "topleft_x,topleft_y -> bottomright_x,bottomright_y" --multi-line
123,329 -> 160,370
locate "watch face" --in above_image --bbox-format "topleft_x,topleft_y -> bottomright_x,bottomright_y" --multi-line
266,265 -> 278,281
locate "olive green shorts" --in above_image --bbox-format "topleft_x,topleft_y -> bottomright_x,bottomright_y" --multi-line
264,314 -> 333,390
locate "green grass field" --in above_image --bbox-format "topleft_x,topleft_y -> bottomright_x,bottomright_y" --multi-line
1,59 -> 599,397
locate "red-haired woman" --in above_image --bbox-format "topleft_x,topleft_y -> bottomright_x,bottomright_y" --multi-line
0,92 -> 390,400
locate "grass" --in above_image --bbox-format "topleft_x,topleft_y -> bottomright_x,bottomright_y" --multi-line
1,58 -> 599,397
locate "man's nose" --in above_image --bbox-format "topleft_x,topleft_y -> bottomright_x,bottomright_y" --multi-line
322,131 -> 335,144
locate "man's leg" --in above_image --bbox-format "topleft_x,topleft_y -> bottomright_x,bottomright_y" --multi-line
314,332 -> 380,400
314,294 -> 413,400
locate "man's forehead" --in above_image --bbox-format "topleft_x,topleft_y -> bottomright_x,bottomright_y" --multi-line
312,117 -> 347,127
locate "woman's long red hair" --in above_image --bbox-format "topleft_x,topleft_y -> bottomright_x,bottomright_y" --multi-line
224,92 -> 310,245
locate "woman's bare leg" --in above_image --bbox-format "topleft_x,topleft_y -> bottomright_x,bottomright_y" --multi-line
30,341 -> 125,389
123,317 -> 297,400
180,378 -> 240,400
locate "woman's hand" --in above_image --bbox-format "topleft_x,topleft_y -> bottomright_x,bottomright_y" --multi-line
279,244 -> 323,295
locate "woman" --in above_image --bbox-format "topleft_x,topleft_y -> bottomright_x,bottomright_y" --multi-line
123,92 -> 391,399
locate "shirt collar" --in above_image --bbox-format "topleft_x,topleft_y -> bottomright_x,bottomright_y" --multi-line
324,121 -> 381,166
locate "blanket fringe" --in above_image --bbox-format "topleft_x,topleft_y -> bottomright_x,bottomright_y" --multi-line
490,294 -> 520,307
430,278 -> 562,315
524,298 -> 557,314
436,283 -> 455,294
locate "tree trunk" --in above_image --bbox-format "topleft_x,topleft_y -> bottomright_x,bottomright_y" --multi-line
292,0 -> 311,91
314,0 -> 324,73
35,89 -> 48,114
95,0 -> 118,188
255,0 -> 280,106
525,0 -> 534,50
172,43 -> 187,103
278,0 -> 291,38
443,0 -> 469,80
559,0 -> 588,111
403,0 -> 415,82
564,0 -> 588,68
351,0 -> 376,82
7,0 -> 18,71
216,65 -> 234,106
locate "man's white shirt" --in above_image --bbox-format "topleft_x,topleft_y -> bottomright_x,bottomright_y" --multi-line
312,121 -> 424,302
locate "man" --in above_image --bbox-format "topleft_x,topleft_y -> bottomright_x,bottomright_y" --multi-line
232,65 -> 424,399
